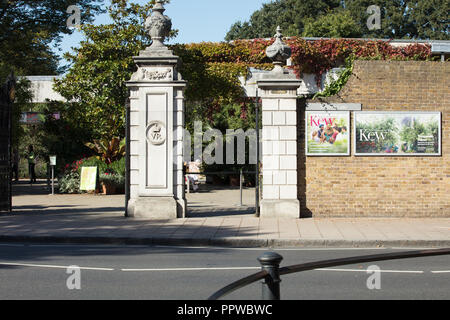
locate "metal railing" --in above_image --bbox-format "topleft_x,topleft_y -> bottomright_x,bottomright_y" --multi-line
208,248 -> 450,300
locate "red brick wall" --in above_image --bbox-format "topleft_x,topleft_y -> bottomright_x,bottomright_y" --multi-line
298,60 -> 449,217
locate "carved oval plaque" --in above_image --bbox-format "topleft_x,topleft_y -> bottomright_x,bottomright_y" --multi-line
146,121 -> 166,146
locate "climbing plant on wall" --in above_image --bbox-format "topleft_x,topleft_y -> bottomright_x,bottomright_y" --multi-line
170,38 -> 432,127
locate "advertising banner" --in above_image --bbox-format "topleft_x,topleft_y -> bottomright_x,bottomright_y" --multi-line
354,112 -> 441,156
306,111 -> 350,156
20,112 -> 60,124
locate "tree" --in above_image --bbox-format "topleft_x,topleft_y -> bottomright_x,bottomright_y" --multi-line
53,0 -> 168,142
0,0 -> 103,157
344,0 -> 415,39
0,62 -> 32,151
405,0 -> 449,40
339,0 -> 449,40
302,9 -> 363,38
225,0 -> 342,40
0,0 -> 105,75
226,0 -> 449,41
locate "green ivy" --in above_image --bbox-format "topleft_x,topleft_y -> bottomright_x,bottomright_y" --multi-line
170,38 -> 432,127
312,55 -> 355,99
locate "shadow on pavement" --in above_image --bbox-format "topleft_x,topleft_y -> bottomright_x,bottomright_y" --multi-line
11,206 -> 125,216
12,180 -> 54,196
12,180 -> 256,219
187,206 -> 255,218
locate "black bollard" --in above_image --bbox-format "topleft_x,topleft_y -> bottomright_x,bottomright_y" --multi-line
258,252 -> 283,300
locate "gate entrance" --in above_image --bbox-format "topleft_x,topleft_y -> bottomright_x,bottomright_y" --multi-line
183,95 -> 262,218
185,169 -> 259,218
0,74 -> 14,213
126,1 -> 301,219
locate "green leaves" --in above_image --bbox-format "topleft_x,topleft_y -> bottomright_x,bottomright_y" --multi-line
85,137 -> 126,165
53,0 -> 435,154
54,1 -> 157,141
226,0 -> 449,41
302,9 -> 363,38
173,37 -> 431,126
225,0 -> 342,41
0,0 -> 105,75
313,55 -> 355,99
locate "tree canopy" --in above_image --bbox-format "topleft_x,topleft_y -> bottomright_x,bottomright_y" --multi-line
225,0 -> 449,41
225,0 -> 341,40
302,9 -> 363,38
0,0 -> 104,75
53,0 -> 157,141
0,63 -> 32,149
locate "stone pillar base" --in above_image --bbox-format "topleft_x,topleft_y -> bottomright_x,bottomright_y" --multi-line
128,197 -> 178,219
260,200 -> 300,219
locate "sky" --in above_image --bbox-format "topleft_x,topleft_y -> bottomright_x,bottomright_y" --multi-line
57,0 -> 271,65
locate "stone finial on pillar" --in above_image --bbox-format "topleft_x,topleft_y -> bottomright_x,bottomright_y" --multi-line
145,0 -> 172,49
257,27 -> 302,219
265,26 -> 292,74
140,0 -> 175,57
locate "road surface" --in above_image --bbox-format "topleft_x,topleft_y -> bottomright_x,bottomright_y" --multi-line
0,243 -> 448,300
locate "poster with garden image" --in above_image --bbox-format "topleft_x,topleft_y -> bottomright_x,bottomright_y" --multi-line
354,112 -> 441,156
306,111 -> 350,156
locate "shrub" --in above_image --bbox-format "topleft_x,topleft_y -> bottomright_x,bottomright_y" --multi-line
99,172 -> 125,187
108,157 -> 125,176
58,170 -> 81,194
58,156 -> 126,194
78,156 -> 108,175
85,137 -> 126,165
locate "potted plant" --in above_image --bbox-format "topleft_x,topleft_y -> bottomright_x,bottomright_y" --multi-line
99,171 -> 124,195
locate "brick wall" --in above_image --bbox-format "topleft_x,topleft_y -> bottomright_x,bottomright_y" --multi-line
298,60 -> 449,217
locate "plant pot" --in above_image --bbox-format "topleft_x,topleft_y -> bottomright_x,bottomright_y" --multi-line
101,183 -> 117,195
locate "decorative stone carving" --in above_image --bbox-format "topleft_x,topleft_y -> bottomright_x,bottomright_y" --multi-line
131,68 -> 173,81
265,26 -> 292,74
145,0 -> 172,49
146,121 -> 166,146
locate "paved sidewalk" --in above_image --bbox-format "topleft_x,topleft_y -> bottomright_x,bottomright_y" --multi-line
1,181 -> 449,248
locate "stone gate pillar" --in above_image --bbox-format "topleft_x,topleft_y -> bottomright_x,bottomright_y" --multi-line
126,1 -> 186,219
258,27 -> 302,218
